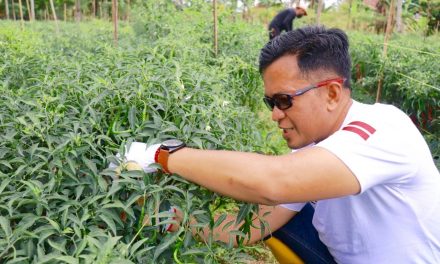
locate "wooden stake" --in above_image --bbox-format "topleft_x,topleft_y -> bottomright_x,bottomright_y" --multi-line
49,0 -> 59,34
112,0 -> 118,47
30,0 -> 34,21
126,0 -> 130,22
213,0 -> 218,57
316,0 -> 323,25
12,0 -> 16,21
5,0 -> 10,20
376,0 -> 395,102
92,0 -> 96,18
18,0 -> 24,29
75,0 -> 81,22
25,0 -> 30,21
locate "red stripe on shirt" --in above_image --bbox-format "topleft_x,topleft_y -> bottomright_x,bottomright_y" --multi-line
342,126 -> 370,140
347,121 -> 376,134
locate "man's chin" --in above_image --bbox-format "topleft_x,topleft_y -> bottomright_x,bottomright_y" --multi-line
285,139 -> 312,150
285,138 -> 298,149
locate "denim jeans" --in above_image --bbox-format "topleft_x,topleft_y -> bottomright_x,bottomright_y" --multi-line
271,203 -> 337,264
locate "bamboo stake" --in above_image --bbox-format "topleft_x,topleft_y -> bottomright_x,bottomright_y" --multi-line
126,0 -> 130,22
213,0 -> 218,57
5,0 -> 10,19
112,0 -> 118,47
12,0 -> 16,21
25,0 -> 30,21
92,0 -> 96,18
75,0 -> 81,22
376,0 -> 395,103
347,0 -> 352,30
18,0 -> 24,29
30,0 -> 34,21
49,0 -> 59,34
316,0 -> 323,25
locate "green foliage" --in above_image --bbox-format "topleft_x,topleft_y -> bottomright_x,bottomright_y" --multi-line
349,31 -> 440,166
0,7 -> 280,263
0,2 -> 439,263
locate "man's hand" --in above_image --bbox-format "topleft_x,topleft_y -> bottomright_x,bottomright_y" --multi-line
109,142 -> 161,174
166,207 -> 183,232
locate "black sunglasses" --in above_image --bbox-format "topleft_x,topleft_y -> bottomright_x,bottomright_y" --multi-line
263,77 -> 345,111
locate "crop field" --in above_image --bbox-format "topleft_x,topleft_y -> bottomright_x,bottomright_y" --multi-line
0,1 -> 439,263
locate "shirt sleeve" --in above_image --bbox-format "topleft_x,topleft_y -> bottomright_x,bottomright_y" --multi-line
316,128 -> 415,193
282,10 -> 296,31
279,202 -> 306,212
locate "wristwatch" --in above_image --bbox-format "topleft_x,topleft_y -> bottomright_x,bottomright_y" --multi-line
154,139 -> 186,173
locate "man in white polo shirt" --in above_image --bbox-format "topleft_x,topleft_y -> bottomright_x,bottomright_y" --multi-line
115,26 -> 440,263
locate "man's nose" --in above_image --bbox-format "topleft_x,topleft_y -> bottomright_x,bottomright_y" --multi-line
271,106 -> 286,122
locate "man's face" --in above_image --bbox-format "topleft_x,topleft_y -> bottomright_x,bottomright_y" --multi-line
296,8 -> 306,18
262,55 -> 330,149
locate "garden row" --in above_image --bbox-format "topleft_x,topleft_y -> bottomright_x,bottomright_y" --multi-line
0,2 -> 438,263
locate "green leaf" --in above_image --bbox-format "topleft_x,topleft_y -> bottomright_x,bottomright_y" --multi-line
55,256 -> 79,264
6,257 -> 30,263
213,213 -> 227,228
83,157 -> 98,176
0,179 -> 11,194
190,137 -> 204,149
0,216 -> 12,239
153,228 -> 183,261
128,106 -> 137,131
181,248 -> 208,256
98,213 -> 117,236
129,237 -> 151,256
96,236 -> 121,264
44,217 -> 61,233
235,203 -> 253,225
47,238 -> 67,254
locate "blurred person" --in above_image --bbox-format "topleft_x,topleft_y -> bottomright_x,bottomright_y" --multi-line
268,7 -> 307,40
114,26 -> 440,263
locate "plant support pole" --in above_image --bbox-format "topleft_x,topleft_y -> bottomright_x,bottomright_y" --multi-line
112,0 -> 118,47
49,0 -> 59,33
18,0 -> 24,29
376,0 -> 395,103
5,0 -> 10,19
213,0 -> 218,57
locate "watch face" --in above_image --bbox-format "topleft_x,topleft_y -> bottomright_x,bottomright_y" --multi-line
162,139 -> 184,148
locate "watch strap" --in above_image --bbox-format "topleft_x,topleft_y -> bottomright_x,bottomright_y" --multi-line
155,148 -> 170,173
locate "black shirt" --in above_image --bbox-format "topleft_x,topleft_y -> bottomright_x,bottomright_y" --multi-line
269,9 -> 297,32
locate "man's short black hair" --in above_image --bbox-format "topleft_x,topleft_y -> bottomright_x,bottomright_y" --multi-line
259,26 -> 351,88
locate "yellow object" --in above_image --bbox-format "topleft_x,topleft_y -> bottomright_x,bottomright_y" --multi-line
125,161 -> 142,171
265,237 -> 304,264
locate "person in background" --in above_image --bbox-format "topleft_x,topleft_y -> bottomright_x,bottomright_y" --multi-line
268,7 -> 307,40
115,26 -> 440,263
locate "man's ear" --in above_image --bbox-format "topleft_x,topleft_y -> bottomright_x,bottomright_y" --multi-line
326,82 -> 343,111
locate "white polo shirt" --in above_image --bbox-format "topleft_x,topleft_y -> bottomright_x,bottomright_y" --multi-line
281,100 -> 440,263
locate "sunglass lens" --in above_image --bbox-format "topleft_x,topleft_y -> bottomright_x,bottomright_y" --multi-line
273,94 -> 292,110
263,97 -> 275,110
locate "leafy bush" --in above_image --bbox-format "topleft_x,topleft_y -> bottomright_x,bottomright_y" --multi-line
1,3 -> 438,263
349,31 -> 439,166
0,6 -> 278,263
